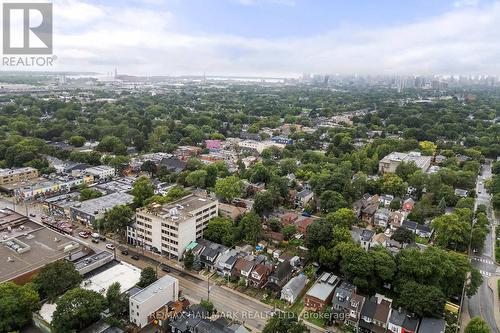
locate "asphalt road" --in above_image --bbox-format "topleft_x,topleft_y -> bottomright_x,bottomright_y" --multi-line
466,161 -> 500,332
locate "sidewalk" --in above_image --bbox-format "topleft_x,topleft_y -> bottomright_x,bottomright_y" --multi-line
487,276 -> 500,330
459,297 -> 471,333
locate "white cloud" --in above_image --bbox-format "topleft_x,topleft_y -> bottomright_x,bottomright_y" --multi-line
50,0 -> 500,76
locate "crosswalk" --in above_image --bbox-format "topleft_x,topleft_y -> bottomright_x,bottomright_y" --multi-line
479,270 -> 492,277
472,257 -> 494,265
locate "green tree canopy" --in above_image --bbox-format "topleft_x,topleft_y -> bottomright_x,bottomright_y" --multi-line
0,282 -> 40,332
34,260 -> 82,302
52,288 -> 106,333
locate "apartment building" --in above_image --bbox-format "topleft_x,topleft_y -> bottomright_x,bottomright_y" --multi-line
0,167 -> 38,185
131,194 -> 218,259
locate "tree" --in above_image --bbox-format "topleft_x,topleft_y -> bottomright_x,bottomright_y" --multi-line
69,135 -> 85,147
104,205 -> 133,232
492,193 -> 500,210
263,312 -> 309,333
319,190 -> 347,213
96,135 -> 127,155
282,225 -> 297,240
131,176 -> 155,206
325,208 -> 357,229
186,169 -> 208,188
184,250 -> 194,270
34,260 -> 82,302
431,213 -> 471,251
138,267 -> 157,288
214,176 -> 243,203
238,212 -> 262,245
106,282 -> 127,317
200,299 -> 215,315
140,160 -> 157,176
254,191 -> 275,216
52,288 -> 106,333
0,282 -> 40,332
203,217 -> 234,246
79,188 -> 102,201
396,281 -> 445,317
391,227 -> 415,244
465,317 -> 491,333
268,218 -> 282,232
456,197 -> 475,210
382,174 -> 407,197
335,242 -> 374,290
395,162 -> 419,181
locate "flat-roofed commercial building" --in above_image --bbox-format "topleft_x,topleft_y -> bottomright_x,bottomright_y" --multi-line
0,210 -> 81,283
131,194 -> 218,259
70,192 -> 134,226
378,151 -> 431,174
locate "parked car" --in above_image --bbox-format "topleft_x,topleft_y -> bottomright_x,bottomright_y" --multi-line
91,238 -> 99,244
160,263 -> 171,272
105,243 -> 115,250
78,231 -> 89,238
131,254 -> 140,260
29,213 -> 36,217
99,235 -> 107,241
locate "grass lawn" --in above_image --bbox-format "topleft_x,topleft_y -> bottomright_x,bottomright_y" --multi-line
302,310 -> 327,327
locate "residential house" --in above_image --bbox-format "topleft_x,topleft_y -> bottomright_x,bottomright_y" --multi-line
263,230 -> 284,244
248,264 -> 271,288
345,293 -> 366,328
266,260 -> 294,291
416,224 -> 432,238
418,318 -> 445,333
200,242 -> 227,271
304,272 -> 340,312
232,256 -> 255,284
359,294 -> 392,333
372,295 -> 393,333
358,295 -> 377,333
216,249 -> 239,277
296,217 -> 315,235
353,194 -> 380,223
374,208 -> 391,228
281,212 -> 298,225
372,233 -> 390,248
402,198 -> 415,212
359,229 -> 375,251
388,308 -> 419,333
389,211 -> 404,230
454,188 -> 468,198
401,220 -> 418,233
159,156 -> 187,173
280,274 -> 308,304
379,195 -> 394,207
295,189 -> 314,208
219,202 -> 248,220
331,281 -> 356,324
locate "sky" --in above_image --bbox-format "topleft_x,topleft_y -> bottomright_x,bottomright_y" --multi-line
5,0 -> 500,76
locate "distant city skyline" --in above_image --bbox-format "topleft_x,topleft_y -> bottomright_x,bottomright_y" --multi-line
17,0 -> 500,76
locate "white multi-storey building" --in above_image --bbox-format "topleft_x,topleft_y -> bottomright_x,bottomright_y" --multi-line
131,194 -> 218,259
129,274 -> 179,328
